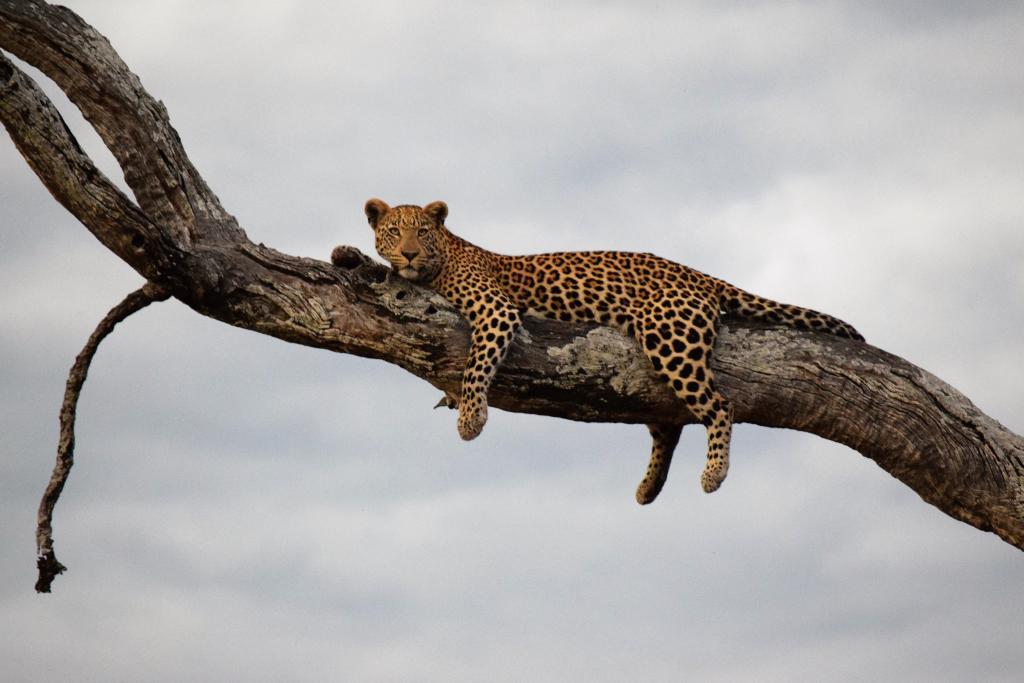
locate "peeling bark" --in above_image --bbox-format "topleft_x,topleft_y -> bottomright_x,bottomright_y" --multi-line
1,0 -> 1021,555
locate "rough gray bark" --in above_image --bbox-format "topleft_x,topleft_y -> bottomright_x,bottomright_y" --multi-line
2,0 -> 1022,553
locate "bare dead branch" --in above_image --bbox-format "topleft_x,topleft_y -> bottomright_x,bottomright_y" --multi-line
1,0 -> 1021,592
0,0 -> 240,241
35,283 -> 171,593
0,50 -> 174,278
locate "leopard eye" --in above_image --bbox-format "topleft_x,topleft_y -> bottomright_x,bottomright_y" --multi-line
417,226 -> 430,237
387,226 -> 400,237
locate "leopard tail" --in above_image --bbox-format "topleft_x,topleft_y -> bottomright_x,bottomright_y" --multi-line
718,282 -> 864,342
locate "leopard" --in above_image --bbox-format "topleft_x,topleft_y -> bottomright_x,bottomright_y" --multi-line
347,198 -> 864,503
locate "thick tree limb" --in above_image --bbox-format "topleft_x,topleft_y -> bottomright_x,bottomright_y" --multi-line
0,49 -> 173,278
2,0 -> 1021,571
0,0 -> 234,239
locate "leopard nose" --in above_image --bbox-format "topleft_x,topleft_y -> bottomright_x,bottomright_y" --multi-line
401,249 -> 418,262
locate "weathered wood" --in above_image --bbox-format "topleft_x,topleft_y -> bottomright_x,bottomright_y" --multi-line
1,1 -> 1021,551
35,283 -> 170,593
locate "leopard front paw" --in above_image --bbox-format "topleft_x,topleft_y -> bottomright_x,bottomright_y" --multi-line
330,245 -> 371,269
457,403 -> 488,441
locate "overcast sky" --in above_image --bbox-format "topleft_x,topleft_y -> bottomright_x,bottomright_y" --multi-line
2,1 -> 1022,681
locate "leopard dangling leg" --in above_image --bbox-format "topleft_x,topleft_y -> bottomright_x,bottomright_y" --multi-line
453,297 -> 522,441
636,423 -> 683,505
689,391 -> 733,493
636,295 -> 734,493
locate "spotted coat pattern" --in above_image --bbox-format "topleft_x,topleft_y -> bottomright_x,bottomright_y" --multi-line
354,199 -> 864,501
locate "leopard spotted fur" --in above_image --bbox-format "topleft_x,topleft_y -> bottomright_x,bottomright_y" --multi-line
349,199 -> 863,502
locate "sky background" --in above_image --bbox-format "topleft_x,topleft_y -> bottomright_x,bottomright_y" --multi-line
2,1 -> 1023,681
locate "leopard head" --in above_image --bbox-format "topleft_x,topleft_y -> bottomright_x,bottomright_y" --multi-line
365,199 -> 449,283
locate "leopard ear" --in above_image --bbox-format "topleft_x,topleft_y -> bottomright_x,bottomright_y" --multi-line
365,198 -> 390,228
423,201 -> 448,225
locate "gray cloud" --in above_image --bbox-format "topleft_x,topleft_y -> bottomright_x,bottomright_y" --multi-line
2,1 -> 1022,681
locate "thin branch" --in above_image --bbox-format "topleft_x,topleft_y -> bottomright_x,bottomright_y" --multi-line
36,283 -> 171,593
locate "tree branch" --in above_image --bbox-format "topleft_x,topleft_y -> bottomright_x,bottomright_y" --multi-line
35,283 -> 171,593
0,49 -> 182,279
0,0 -> 235,240
2,0 -> 1021,577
